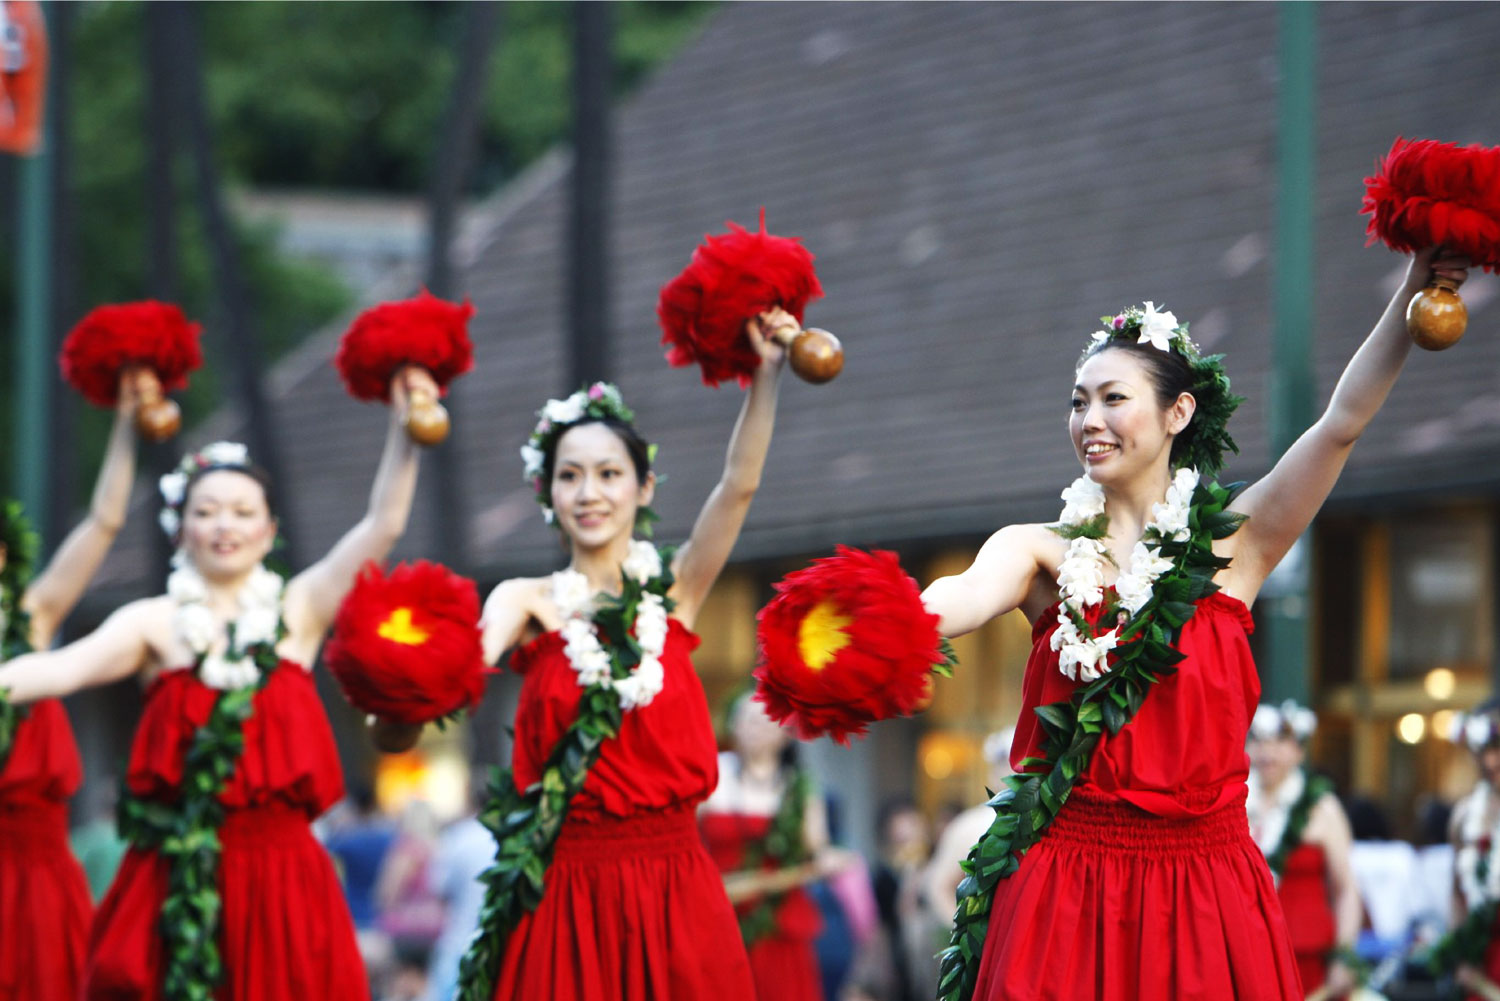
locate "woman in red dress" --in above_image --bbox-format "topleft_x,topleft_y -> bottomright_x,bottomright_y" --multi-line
701,694 -> 843,1001
0,367 -> 436,1001
1245,701 -> 1362,998
0,379 -> 140,1001
467,309 -> 795,1000
920,245 -> 1469,1000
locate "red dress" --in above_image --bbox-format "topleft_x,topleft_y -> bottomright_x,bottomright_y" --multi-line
0,699 -> 93,1001
972,592 -> 1302,1001
493,619 -> 754,1001
1278,843 -> 1336,995
700,757 -> 825,1001
81,663 -> 367,1001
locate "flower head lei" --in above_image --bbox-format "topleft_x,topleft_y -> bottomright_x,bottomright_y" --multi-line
157,441 -> 285,690
1250,699 -> 1318,743
157,440 -> 253,542
1083,302 -> 1244,478
1452,709 -> 1500,754
520,381 -> 660,535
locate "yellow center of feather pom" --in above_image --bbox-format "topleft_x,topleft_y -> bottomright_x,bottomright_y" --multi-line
798,600 -> 852,671
377,607 -> 430,646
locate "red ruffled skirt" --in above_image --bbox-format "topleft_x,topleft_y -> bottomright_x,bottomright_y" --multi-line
494,806 -> 755,1001
973,787 -> 1302,1001
0,802 -> 92,1001
81,804 -> 368,1001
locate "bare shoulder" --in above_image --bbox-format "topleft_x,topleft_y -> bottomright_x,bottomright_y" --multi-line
483,575 -> 551,616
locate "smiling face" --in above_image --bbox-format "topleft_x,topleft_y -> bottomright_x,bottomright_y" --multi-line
1070,347 -> 1194,486
550,422 -> 654,551
180,470 -> 278,582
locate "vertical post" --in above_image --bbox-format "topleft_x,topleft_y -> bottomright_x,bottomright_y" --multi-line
567,1 -> 612,390
43,0 -> 71,546
9,2 -> 51,532
1261,0 -> 1318,705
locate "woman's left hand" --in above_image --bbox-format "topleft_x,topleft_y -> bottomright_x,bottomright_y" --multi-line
390,364 -> 440,416
1408,245 -> 1471,292
745,307 -> 793,370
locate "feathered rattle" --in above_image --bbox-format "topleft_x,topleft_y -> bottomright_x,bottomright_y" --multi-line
324,560 -> 491,753
755,546 -> 954,745
1363,136 -> 1500,350
59,301 -> 203,441
334,290 -> 475,445
657,212 -> 843,386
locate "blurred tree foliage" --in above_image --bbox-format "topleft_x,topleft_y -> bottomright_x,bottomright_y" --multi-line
0,0 -> 714,503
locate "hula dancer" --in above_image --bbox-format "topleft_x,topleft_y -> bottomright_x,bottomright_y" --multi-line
919,246 -> 1469,1000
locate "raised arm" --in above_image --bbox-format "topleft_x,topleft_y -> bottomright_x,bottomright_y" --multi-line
1228,247 -> 1469,591
282,367 -> 432,647
669,311 -> 789,626
0,599 -> 157,703
22,382 -> 139,647
921,523 -> 1050,637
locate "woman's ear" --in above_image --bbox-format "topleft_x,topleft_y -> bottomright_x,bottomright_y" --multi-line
639,471 -> 657,508
1169,392 -> 1198,437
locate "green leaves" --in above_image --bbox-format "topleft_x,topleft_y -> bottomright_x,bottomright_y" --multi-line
735,767 -> 813,946
935,478 -> 1246,1001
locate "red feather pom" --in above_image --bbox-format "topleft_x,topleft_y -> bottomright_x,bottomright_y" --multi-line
656,211 -> 823,388
324,560 -> 492,725
334,290 -> 476,402
58,301 -> 203,407
754,546 -> 942,745
1362,136 -> 1500,272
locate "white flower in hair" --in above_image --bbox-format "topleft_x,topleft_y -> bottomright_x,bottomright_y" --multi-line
1090,329 -> 1111,347
1138,301 -> 1179,352
1249,703 -> 1282,741
520,444 -> 546,479
1280,699 -> 1317,741
1466,714 -> 1496,753
542,394 -> 586,426
200,441 -> 250,467
622,540 -> 663,584
158,508 -> 181,539
1059,475 -> 1106,523
159,470 -> 188,506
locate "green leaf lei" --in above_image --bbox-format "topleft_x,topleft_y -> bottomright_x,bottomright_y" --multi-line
736,766 -> 813,946
116,609 -> 287,1001
456,546 -> 676,1001
936,479 -> 1246,1001
0,498 -> 41,770
1430,832 -> 1499,978
1263,767 -> 1334,877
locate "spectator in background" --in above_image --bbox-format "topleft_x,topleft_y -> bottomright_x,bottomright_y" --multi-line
1448,703 -> 1500,999
423,781 -> 495,1001
870,798 -> 931,1001
69,778 -> 127,902
375,799 -> 444,1001
326,782 -> 397,976
923,729 -> 1016,927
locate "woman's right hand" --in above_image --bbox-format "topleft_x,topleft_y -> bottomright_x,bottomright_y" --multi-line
1406,245 -> 1471,293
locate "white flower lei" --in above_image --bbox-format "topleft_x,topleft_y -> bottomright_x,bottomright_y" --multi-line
550,539 -> 669,711
1051,466 -> 1197,682
167,560 -> 285,691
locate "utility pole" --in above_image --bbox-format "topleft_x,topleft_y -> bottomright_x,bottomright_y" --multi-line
567,1 -> 612,391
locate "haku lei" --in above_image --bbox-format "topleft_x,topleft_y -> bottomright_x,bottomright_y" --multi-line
457,543 -> 676,1001
117,560 -> 287,1001
936,471 -> 1246,1001
736,766 -> 813,946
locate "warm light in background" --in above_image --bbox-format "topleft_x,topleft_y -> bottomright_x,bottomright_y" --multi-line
1396,713 -> 1427,745
924,744 -> 955,781
1433,709 -> 1459,741
1424,667 -> 1457,701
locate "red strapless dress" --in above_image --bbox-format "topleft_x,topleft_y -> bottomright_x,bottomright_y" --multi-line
972,592 -> 1302,1001
0,699 -> 92,1001
80,663 -> 367,1001
700,810 -> 825,1001
492,619 -> 754,1001
1278,842 -> 1335,995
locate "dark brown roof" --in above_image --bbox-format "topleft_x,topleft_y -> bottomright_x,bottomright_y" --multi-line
96,0 -> 1500,595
